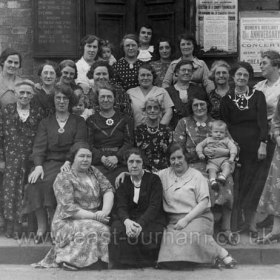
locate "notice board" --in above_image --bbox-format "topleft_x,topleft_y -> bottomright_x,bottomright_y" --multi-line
33,0 -> 81,58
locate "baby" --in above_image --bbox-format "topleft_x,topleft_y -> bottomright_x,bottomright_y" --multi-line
196,120 -> 237,190
101,40 -> 117,66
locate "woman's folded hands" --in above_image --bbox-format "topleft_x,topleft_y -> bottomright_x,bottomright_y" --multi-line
124,218 -> 142,238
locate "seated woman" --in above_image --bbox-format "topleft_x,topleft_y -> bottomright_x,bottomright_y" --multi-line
110,148 -> 166,268
33,142 -> 114,270
127,63 -> 174,128
0,80 -> 45,238
86,82 -> 133,185
166,60 -> 209,129
157,143 -> 237,269
23,84 -> 87,243
174,91 -> 236,245
135,98 -> 172,172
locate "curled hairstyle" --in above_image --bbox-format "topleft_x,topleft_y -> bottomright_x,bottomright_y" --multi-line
95,81 -> 117,101
37,60 -> 60,77
100,39 -> 114,52
166,142 -> 188,164
261,50 -> 280,68
186,89 -> 212,115
153,37 -> 174,61
143,97 -> 163,112
120,34 -> 139,55
174,60 -> 194,76
139,63 -> 157,84
79,34 -> 102,58
15,79 -> 35,91
0,48 -> 22,68
58,59 -> 78,80
230,61 -> 254,81
208,60 -> 231,81
69,142 -> 91,163
177,33 -> 198,56
87,60 -> 113,80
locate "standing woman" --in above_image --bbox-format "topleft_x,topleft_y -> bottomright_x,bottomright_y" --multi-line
162,33 -> 214,93
151,38 -> 173,87
0,48 -> 22,108
220,62 -> 268,236
208,60 -> 231,119
127,63 -> 173,127
23,84 -> 87,243
137,24 -> 154,62
112,34 -> 143,91
0,80 -> 45,238
76,35 -> 102,93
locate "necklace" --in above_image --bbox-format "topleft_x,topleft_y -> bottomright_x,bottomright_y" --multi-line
146,123 -> 159,134
233,87 -> 253,111
56,114 -> 69,133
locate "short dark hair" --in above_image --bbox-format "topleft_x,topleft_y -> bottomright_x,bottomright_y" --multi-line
95,81 -> 117,99
166,142 -> 188,163
138,63 -> 157,84
186,90 -> 212,115
153,37 -> 174,61
69,142 -> 91,163
0,48 -> 22,68
174,60 -> 194,75
177,33 -> 198,56
124,148 -> 150,169
79,34 -> 102,58
230,61 -> 254,81
37,60 -> 60,77
87,60 -> 113,80
138,24 -> 153,35
58,59 -> 78,80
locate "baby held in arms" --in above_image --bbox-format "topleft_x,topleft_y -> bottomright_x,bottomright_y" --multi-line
196,120 -> 237,191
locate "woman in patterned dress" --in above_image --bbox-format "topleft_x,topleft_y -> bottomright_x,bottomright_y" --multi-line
33,142 -> 114,270
135,98 -> 172,172
0,80 -> 45,238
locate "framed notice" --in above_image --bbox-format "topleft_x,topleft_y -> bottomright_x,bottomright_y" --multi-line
239,11 -> 280,74
196,0 -> 238,55
33,0 -> 81,58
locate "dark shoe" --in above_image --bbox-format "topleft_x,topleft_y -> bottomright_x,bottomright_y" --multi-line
213,254 -> 237,269
256,215 -> 273,229
210,180 -> 219,192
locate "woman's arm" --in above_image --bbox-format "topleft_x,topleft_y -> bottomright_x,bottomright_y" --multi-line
160,107 -> 173,125
162,63 -> 174,88
200,60 -> 215,94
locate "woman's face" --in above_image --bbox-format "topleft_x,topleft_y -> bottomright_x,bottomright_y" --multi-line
260,57 -> 275,79
192,98 -> 208,118
170,149 -> 188,174
83,40 -> 99,61
40,65 -> 56,87
180,39 -> 194,57
139,27 -> 152,45
73,148 -> 92,172
2,54 -> 20,75
146,100 -> 161,121
127,153 -> 143,177
54,92 -> 69,113
93,66 -> 110,82
123,38 -> 138,59
98,88 -> 114,111
233,67 -> 249,88
138,68 -> 153,89
15,84 -> 34,107
60,66 -> 76,85
159,41 -> 171,60
176,64 -> 193,83
214,66 -> 229,86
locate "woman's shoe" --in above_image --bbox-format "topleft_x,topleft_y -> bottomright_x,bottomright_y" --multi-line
213,254 -> 237,269
62,262 -> 79,271
255,233 -> 280,244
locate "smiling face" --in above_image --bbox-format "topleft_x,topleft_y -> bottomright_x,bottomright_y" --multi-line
214,66 -> 229,86
159,41 -> 171,60
54,92 -> 69,113
127,153 -> 143,177
180,39 -> 194,58
169,148 -> 188,175
176,63 -> 193,83
123,38 -> 138,59
138,68 -> 153,89
83,40 -> 99,62
233,67 -> 249,88
93,66 -> 110,83
98,88 -> 114,111
2,54 -> 20,75
192,98 -> 208,118
15,84 -> 34,107
60,65 -> 76,85
40,65 -> 57,87
145,100 -> 161,121
260,56 -> 276,79
73,148 -> 92,172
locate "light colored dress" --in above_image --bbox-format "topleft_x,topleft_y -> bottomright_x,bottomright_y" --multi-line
33,166 -> 114,268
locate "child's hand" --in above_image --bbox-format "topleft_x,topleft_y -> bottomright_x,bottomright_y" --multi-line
198,154 -> 205,160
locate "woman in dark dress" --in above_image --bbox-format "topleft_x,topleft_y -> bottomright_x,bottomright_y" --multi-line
23,83 -> 87,243
220,61 -> 268,236
110,148 -> 166,268
86,82 -> 133,186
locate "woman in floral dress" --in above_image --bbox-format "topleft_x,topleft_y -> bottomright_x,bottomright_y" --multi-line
0,80 -> 45,238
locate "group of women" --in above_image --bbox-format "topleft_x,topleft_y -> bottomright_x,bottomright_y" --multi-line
0,26 -> 279,271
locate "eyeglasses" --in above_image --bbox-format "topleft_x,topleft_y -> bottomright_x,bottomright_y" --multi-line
99,95 -> 114,101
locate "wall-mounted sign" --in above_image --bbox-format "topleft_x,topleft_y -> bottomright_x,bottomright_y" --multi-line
239,11 -> 280,73
196,0 -> 238,54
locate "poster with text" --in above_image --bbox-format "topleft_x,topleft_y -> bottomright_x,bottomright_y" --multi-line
196,0 -> 238,53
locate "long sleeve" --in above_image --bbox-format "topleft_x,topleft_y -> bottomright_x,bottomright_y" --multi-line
226,138 -> 238,156
115,181 -> 130,223
219,96 -> 231,126
196,138 -> 208,156
173,118 -> 187,146
162,61 -> 176,88
256,90 -> 268,143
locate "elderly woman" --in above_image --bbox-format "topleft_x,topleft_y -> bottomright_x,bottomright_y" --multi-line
33,142 -> 114,270
208,60 -> 231,119
110,148 -> 166,268
76,34 -> 102,93
137,24 -> 154,62
0,48 -> 23,108
220,61 -> 268,237
23,84 -> 87,243
174,91 -> 236,245
166,60 -> 208,129
135,98 -> 172,172
127,63 -> 174,127
151,38 -> 173,87
32,61 -> 59,116
162,33 -> 214,93
0,80 -> 44,238
157,142 -> 236,269
112,34 -> 144,91
87,82 -> 133,185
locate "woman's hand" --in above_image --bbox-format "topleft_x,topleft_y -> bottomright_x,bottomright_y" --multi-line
0,161 -> 5,172
92,211 -> 110,224
258,142 -> 267,160
124,219 -> 142,238
60,161 -> 71,172
174,217 -> 189,230
198,154 -> 205,160
28,166 -> 44,184
106,156 -> 118,169
115,172 -> 129,188
204,147 -> 229,158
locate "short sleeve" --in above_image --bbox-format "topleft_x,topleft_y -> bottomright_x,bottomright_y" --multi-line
91,166 -> 115,195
